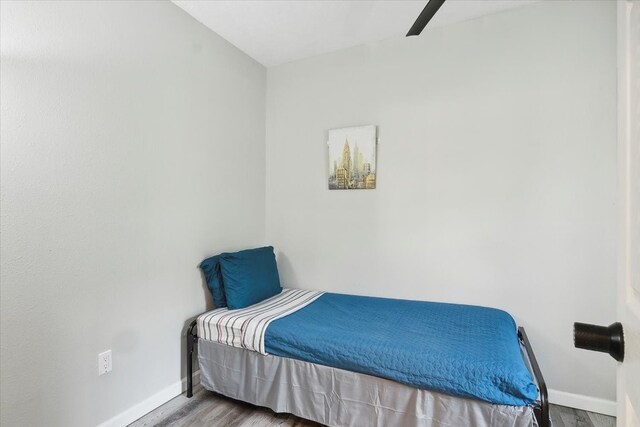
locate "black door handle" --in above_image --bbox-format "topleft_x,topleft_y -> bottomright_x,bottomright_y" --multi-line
574,322 -> 624,362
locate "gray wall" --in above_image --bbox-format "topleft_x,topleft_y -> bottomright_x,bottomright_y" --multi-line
0,1 -> 266,426
266,0 -> 617,403
0,0 -> 619,423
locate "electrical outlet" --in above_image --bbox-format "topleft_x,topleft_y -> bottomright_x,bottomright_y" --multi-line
98,350 -> 112,376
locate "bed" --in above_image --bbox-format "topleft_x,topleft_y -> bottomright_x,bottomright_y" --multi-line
185,288 -> 549,427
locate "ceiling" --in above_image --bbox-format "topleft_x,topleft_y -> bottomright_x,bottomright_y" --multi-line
172,0 -> 538,67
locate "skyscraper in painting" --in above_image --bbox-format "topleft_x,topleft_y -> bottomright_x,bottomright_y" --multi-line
328,125 -> 376,190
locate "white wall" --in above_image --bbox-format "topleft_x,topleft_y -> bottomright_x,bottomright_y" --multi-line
266,0 -> 617,405
0,1 -> 265,426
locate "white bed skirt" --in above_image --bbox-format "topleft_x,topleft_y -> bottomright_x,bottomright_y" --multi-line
197,339 -> 537,427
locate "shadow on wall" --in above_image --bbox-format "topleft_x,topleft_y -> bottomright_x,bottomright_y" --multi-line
276,251 -> 299,289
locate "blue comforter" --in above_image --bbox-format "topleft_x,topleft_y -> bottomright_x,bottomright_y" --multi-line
265,293 -> 538,406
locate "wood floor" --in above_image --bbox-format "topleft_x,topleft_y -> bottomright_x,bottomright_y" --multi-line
129,385 -> 616,427
550,404 -> 615,427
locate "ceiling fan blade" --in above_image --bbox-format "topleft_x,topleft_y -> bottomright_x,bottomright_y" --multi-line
406,0 -> 446,37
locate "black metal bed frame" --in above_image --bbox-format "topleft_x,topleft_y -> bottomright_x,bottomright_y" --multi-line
185,320 -> 549,427
186,319 -> 198,399
518,326 -> 550,427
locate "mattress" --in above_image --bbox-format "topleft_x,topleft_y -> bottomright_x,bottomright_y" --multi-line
198,291 -> 538,407
197,339 -> 537,427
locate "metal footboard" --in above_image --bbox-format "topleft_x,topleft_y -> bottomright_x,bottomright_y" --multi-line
519,326 -> 549,427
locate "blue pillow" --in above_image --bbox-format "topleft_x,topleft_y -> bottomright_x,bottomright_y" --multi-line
199,255 -> 227,308
219,246 -> 282,310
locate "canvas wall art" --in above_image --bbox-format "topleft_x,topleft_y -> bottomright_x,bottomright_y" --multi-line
328,125 -> 377,190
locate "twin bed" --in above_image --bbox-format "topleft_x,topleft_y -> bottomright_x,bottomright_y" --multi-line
185,248 -> 549,427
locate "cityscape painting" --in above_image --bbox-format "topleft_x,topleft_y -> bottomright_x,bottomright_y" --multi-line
328,125 -> 377,190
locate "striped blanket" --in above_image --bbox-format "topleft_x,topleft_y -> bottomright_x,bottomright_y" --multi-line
196,288 -> 324,355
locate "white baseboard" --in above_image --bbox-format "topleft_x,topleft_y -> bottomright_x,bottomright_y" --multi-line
97,371 -> 200,427
548,389 -> 617,417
